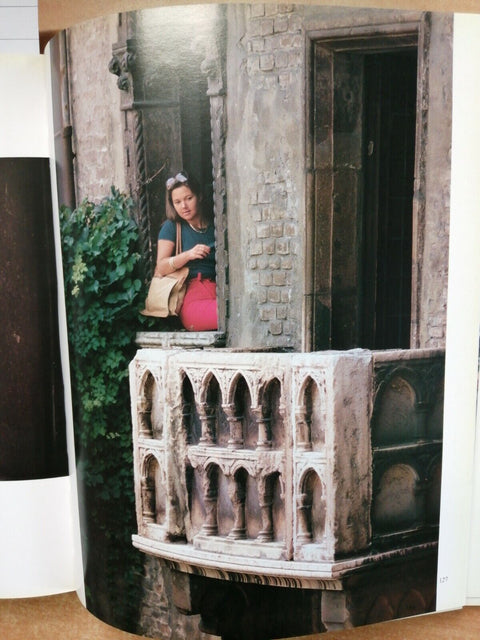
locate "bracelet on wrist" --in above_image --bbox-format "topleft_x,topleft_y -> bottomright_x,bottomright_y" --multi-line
169,256 -> 176,270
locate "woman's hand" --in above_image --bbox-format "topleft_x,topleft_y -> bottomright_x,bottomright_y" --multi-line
155,240 -> 212,277
188,244 -> 211,261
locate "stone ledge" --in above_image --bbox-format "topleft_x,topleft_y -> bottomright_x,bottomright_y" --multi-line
132,534 -> 438,588
193,534 -> 288,561
135,331 -> 226,348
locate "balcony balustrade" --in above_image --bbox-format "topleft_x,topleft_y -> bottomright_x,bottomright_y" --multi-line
131,346 -> 443,595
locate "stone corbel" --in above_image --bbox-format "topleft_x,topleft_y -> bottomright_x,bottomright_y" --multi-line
321,590 -> 353,632
108,40 -> 136,92
192,33 -> 225,98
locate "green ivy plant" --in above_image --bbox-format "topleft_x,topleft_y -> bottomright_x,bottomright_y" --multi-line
60,187 -> 145,630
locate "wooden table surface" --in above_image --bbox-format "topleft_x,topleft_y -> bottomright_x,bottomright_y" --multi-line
0,591 -> 479,639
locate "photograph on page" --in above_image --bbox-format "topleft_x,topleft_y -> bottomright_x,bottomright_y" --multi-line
47,4 -> 457,637
0,157 -> 69,482
0,53 -> 82,600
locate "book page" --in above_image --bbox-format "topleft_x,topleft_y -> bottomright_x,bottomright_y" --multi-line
436,11 -> 480,611
48,5 -> 467,637
466,368 -> 480,604
0,0 -> 38,53
0,54 -> 82,598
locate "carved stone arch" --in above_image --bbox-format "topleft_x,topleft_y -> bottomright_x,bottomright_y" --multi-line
295,374 -> 325,451
199,369 -> 221,403
397,588 -> 427,619
180,369 -> 201,445
140,449 -> 164,481
225,373 -> 257,450
226,370 -> 254,406
229,458 -> 256,478
372,366 -> 426,446
197,371 -> 223,445
297,468 -> 325,544
221,372 -> 247,449
137,368 -> 160,438
258,377 -> 284,450
141,452 -> 167,525
365,594 -> 395,625
372,462 -> 421,534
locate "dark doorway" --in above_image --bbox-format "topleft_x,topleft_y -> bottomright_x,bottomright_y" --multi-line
362,51 -> 417,349
311,42 -> 417,351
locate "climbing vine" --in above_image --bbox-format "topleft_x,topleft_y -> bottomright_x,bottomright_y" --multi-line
60,187 -> 146,630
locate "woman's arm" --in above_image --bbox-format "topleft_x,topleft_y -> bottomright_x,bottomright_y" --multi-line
154,238 -> 212,276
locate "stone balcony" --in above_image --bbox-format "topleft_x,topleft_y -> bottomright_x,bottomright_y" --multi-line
130,344 -> 444,633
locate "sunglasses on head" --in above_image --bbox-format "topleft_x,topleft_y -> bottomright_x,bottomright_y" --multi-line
166,171 -> 189,190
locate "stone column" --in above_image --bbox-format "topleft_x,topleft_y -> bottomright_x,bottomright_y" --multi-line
223,403 -> 244,449
141,474 -> 156,523
296,492 -> 313,544
295,406 -> 312,451
257,475 -> 274,542
201,466 -> 219,536
198,402 -> 216,445
137,396 -> 152,438
253,407 -> 272,450
228,473 -> 247,539
182,400 -> 194,444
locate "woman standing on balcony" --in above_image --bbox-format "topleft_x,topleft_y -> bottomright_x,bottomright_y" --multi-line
154,170 -> 218,331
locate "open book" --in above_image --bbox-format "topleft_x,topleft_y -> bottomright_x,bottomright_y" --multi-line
1,4 -> 480,638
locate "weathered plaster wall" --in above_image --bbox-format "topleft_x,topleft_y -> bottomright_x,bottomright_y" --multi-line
67,14 -> 126,203
224,5 -> 452,352
225,4 -> 306,350
414,12 -> 452,349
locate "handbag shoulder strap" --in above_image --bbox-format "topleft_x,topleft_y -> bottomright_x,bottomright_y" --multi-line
175,221 -> 182,255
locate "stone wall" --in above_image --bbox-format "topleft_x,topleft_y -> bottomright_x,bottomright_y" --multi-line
224,5 -> 452,351
67,14 -> 126,203
63,5 -> 452,350
225,4 -> 305,350
137,555 -> 216,640
414,11 -> 452,349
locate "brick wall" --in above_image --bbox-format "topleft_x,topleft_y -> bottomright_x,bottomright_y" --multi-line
226,4 -> 306,350
137,556 -> 216,640
225,5 -> 452,351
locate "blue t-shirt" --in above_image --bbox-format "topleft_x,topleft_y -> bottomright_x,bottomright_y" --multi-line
158,219 -> 216,280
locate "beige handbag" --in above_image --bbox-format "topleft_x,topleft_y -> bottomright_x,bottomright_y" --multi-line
141,222 -> 189,317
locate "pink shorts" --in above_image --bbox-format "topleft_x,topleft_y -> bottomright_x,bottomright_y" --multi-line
179,274 -> 218,332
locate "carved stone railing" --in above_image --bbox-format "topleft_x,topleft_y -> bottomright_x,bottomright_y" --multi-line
131,346 -> 444,595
